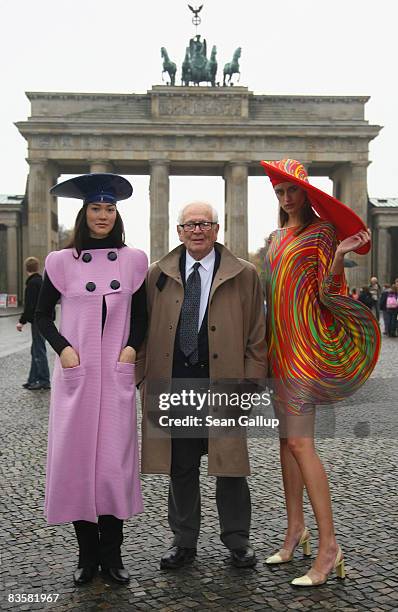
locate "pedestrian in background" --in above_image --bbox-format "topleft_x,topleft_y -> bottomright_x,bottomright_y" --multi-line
368,276 -> 381,320
16,256 -> 50,390
379,283 -> 391,335
349,287 -> 359,300
358,286 -> 374,310
385,281 -> 398,337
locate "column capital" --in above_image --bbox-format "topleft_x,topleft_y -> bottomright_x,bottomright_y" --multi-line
149,159 -> 170,168
89,160 -> 114,173
26,158 -> 59,173
375,221 -> 394,230
350,160 -> 370,168
224,161 -> 249,181
226,160 -> 250,167
26,158 -> 47,167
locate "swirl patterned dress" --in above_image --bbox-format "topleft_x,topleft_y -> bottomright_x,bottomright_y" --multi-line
265,220 -> 381,414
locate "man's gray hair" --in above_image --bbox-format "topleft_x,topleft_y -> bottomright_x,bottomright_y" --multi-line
177,202 -> 219,224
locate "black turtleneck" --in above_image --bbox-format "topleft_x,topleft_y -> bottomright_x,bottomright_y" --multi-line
35,237 -> 147,356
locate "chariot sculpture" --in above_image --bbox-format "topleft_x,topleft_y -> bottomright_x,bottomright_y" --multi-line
160,4 -> 242,87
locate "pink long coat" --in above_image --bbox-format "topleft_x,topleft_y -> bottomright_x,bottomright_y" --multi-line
44,246 -> 148,525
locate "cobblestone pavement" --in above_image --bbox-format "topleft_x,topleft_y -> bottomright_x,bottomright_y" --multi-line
1,337 -> 397,612
0,314 -> 31,358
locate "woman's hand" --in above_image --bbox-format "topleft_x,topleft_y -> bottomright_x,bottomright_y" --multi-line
336,229 -> 371,256
330,229 -> 371,275
118,346 -> 136,364
60,346 -> 80,368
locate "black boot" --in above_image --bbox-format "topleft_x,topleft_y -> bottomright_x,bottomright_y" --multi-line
98,515 -> 128,583
73,566 -> 97,585
73,521 -> 100,585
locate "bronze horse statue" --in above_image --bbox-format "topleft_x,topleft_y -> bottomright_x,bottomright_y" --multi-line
161,47 -> 176,86
208,46 -> 218,87
181,47 -> 192,86
223,47 -> 241,86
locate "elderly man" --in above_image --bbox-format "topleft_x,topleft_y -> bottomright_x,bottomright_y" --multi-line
137,202 -> 267,569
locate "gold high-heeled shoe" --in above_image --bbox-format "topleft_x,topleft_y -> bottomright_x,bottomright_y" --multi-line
265,527 -> 311,564
291,545 -> 345,586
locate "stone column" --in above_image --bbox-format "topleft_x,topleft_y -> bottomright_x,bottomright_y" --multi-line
0,226 -> 7,292
223,162 -> 248,259
27,160 -> 59,267
90,161 -> 114,173
50,187 -> 59,253
376,227 -> 391,284
350,162 -> 371,287
330,162 -> 370,288
6,224 -> 18,296
149,160 -> 169,262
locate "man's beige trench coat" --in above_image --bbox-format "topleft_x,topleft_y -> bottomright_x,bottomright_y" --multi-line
136,242 -> 267,477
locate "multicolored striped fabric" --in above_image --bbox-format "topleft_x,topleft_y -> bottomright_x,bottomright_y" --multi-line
265,221 -> 381,414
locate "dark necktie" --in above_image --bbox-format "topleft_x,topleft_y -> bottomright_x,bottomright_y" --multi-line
179,262 -> 201,365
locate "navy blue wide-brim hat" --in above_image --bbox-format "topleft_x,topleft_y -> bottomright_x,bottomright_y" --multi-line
49,173 -> 133,205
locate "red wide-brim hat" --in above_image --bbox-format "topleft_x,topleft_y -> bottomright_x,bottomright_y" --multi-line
260,159 -> 370,255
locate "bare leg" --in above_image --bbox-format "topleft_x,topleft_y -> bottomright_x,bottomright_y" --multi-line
284,410 -> 339,579
279,439 -> 306,553
270,403 -> 307,560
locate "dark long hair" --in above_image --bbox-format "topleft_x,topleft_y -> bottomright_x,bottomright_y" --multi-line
66,206 -> 126,258
279,196 -> 317,235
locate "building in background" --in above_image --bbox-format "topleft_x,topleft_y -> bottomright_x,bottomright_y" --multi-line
369,198 -> 398,284
0,193 -> 25,301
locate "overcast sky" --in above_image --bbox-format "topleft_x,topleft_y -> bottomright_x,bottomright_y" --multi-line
1,0 -> 397,253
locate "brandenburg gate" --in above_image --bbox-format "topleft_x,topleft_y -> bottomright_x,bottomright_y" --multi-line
16,85 -> 381,286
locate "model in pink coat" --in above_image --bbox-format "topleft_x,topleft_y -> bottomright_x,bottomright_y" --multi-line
36,174 -> 148,586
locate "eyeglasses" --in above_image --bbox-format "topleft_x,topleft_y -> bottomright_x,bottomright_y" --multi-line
179,221 -> 217,232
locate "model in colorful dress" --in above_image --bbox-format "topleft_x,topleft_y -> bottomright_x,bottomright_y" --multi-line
261,160 -> 381,586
